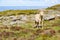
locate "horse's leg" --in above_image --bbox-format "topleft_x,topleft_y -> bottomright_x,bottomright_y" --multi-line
41,16 -> 44,29
37,16 -> 41,28
34,21 -> 38,28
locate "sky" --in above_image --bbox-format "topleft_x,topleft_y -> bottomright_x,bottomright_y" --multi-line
0,0 -> 60,6
0,0 -> 60,11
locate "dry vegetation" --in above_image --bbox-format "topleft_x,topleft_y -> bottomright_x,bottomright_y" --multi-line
0,18 -> 59,40
0,5 -> 60,40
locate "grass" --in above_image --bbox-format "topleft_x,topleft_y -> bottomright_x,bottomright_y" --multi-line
0,16 -> 60,40
0,9 -> 60,40
0,10 -> 38,16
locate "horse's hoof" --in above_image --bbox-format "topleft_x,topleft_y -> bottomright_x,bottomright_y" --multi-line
38,26 -> 42,28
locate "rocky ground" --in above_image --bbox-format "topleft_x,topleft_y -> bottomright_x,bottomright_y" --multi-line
0,10 -> 60,40
0,12 -> 60,27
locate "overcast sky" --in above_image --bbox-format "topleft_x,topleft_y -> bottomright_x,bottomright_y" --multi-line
0,0 -> 60,6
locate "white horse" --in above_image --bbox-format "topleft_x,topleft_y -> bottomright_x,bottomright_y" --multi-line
34,10 -> 44,28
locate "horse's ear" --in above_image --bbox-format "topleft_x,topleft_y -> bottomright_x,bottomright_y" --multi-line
40,10 -> 44,15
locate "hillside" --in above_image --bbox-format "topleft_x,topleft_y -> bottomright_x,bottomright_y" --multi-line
0,6 -> 60,40
0,9 -> 38,16
46,4 -> 60,10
